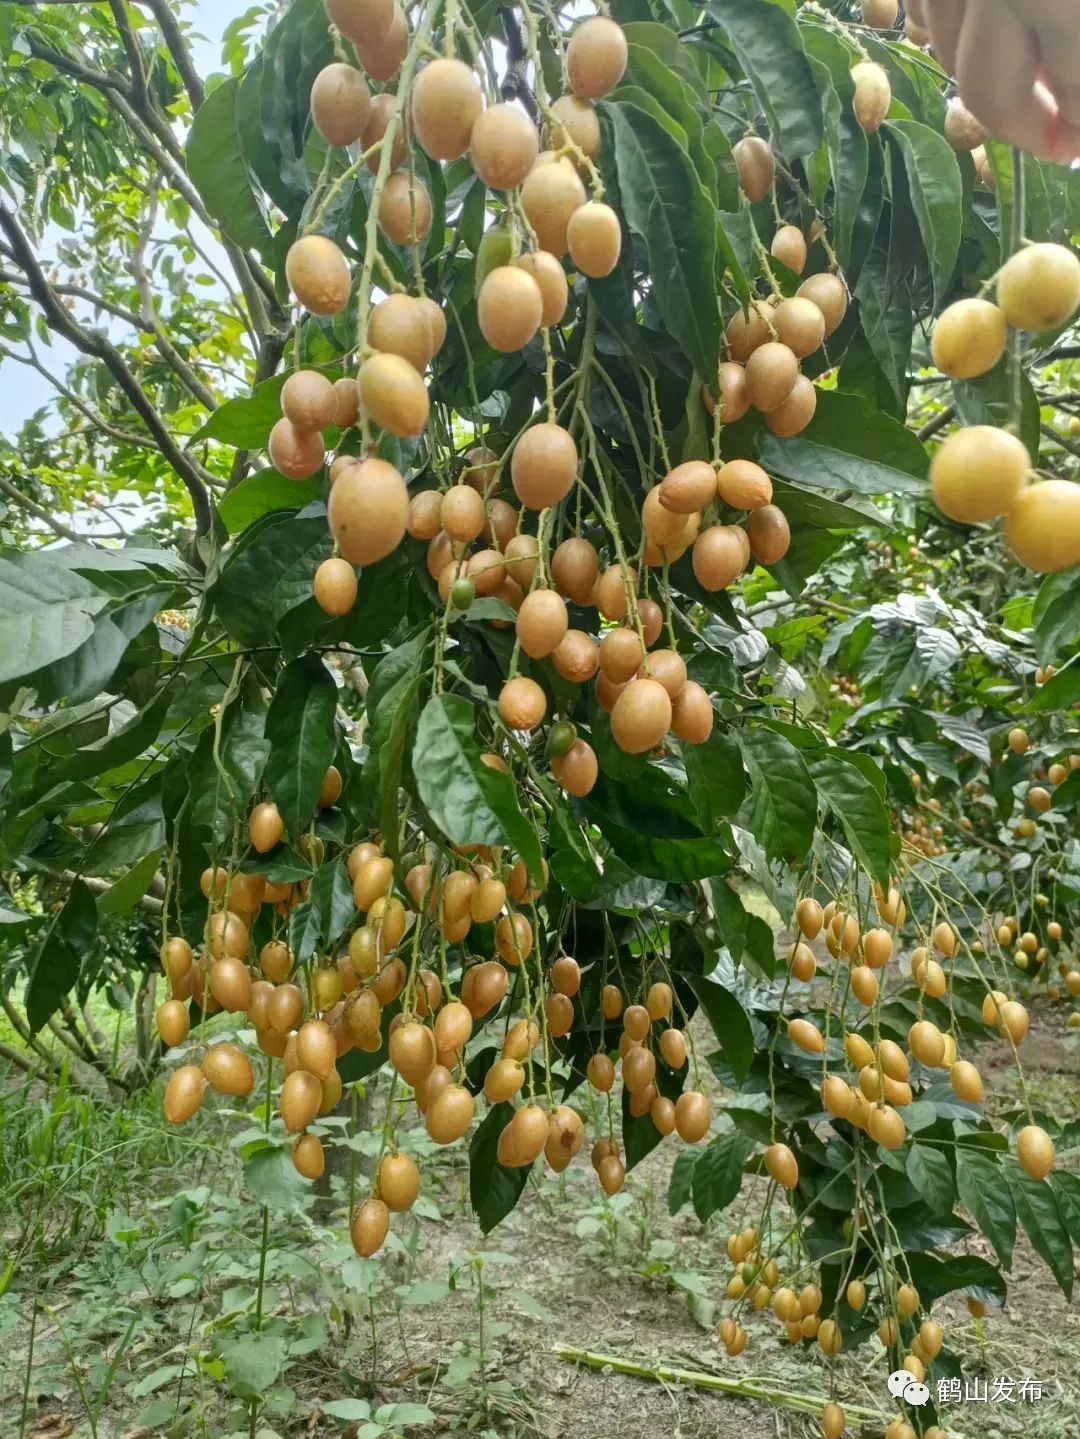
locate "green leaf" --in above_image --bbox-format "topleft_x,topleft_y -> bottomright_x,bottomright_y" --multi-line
811,751 -> 892,887
83,781 -> 165,874
736,728 -> 816,864
0,554 -> 108,687
668,1149 -> 699,1215
1032,568 -> 1080,661
906,1144 -> 955,1215
685,975 -> 755,1083
904,1251 -> 1006,1307
413,694 -> 543,881
884,120 -> 963,305
191,374 -> 289,450
50,692 -> 169,787
186,76 -> 273,254
243,1146 -> 311,1212
218,470 -> 325,535
1029,663 -> 1080,713
802,29 -> 867,266
680,732 -> 746,834
956,1150 -> 1015,1268
96,850 -> 163,915
376,669 -> 423,864
213,513 -> 331,647
25,879 -> 98,1034
704,0 -> 824,157
321,1400 -> 372,1423
756,390 -> 928,496
219,1333 -> 288,1401
1006,1163 -> 1074,1298
600,101 -> 719,377
288,858 -> 354,962
264,655 -> 339,841
953,356 -> 1041,463
469,1101 -> 531,1233
691,1128 -> 752,1222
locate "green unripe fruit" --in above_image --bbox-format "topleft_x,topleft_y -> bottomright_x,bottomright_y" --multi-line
547,720 -> 578,759
450,577 -> 476,610
475,224 -> 514,297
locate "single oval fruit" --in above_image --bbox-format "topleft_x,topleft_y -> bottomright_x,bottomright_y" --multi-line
268,418 -> 325,480
470,102 -> 539,190
765,375 -> 816,438
369,292 -> 434,372
350,1195 -> 390,1256
998,243 -> 1080,331
297,1019 -> 337,1080
281,1070 -> 323,1132
746,505 -> 790,565
358,352 -> 429,438
670,680 -> 713,743
861,0 -> 898,26
516,587 -> 568,659
545,94 -> 600,159
157,999 -> 189,1048
498,675 -> 547,731
427,1083 -> 475,1143
378,1150 -> 421,1210
733,135 -> 774,202
567,201 -> 621,278
164,1064 -> 205,1124
744,342 -> 799,413
692,525 -> 749,590
771,225 -> 807,274
360,91 -> 406,172
286,235 -> 351,316
327,0 -> 394,44
314,557 -> 358,616
328,456 -> 409,565
203,1042 -> 254,1096
773,298 -> 825,359
353,1 -> 407,81
566,16 -> 628,99
717,458 -> 773,510
726,300 -> 771,361
611,677 -> 672,754
378,170 -> 432,246
520,155 -> 586,256
931,425 -> 1029,524
675,1090 -> 711,1143
851,60 -> 891,133
412,57 -> 483,161
511,422 -> 578,508
551,738 -> 598,796
478,265 -> 544,352
659,460 -> 716,515
797,272 -> 848,336
311,62 -> 371,147
515,250 -> 568,328
710,361 -> 751,423
944,97 -> 987,151
932,297 -> 1007,379
1017,1123 -> 1055,1179
1005,480 -> 1080,573
281,369 -> 337,432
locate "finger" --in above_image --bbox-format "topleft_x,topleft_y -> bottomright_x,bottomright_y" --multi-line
906,0 -> 927,25
1005,0 -> 1080,145
954,0 -> 1058,158
921,0 -> 967,79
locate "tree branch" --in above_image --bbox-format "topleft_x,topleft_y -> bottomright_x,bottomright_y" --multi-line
0,340 -> 157,447
917,405 -> 955,442
0,198 -> 212,533
145,0 -> 204,110
107,0 -> 149,115
0,475 -> 82,542
498,7 -> 540,123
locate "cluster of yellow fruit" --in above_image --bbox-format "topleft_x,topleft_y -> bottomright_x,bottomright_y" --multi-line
158,800 -> 721,1259
929,242 -> 1080,572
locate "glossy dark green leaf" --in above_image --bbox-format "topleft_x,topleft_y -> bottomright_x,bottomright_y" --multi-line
953,356 -> 1041,463
600,101 -> 719,377
264,654 -> 339,840
377,670 -> 424,864
83,780 -> 166,875
0,554 -> 108,687
212,514 -> 331,647
413,694 -> 543,880
811,752 -> 892,887
1006,1163 -> 1074,1297
289,857 -> 354,962
186,76 -> 273,255
680,731 -> 745,834
802,28 -> 867,265
217,470 -> 325,535
906,1143 -> 955,1215
1030,664 -> 1080,713
736,727 -> 816,864
756,390 -> 928,497
26,879 -> 98,1034
686,974 -> 755,1083
96,850 -> 163,915
956,1149 -> 1015,1268
190,374 -> 289,450
243,1145 -> 311,1213
1032,568 -> 1080,661
469,1101 -> 531,1233
885,120 -> 962,305
691,1128 -> 752,1222
704,0 -> 824,157
49,692 -> 169,787
904,1251 -> 1006,1306
668,1149 -> 699,1215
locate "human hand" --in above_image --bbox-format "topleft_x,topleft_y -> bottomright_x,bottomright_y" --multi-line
907,0 -> 1080,161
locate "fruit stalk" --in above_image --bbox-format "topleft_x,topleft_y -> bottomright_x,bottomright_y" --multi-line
1007,146 -> 1026,430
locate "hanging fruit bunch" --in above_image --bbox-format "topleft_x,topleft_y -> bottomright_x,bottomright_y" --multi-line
125,0 -> 1080,1430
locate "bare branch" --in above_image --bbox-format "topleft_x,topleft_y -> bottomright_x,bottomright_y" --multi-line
0,197 -> 213,533
498,8 -> 540,123
145,0 -> 205,110
0,475 -> 82,542
0,340 -> 157,447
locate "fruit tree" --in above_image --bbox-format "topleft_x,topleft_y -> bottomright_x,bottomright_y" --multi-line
2,1 -> 1080,1436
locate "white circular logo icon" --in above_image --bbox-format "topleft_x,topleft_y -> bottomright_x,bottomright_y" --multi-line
887,1371 -> 930,1406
